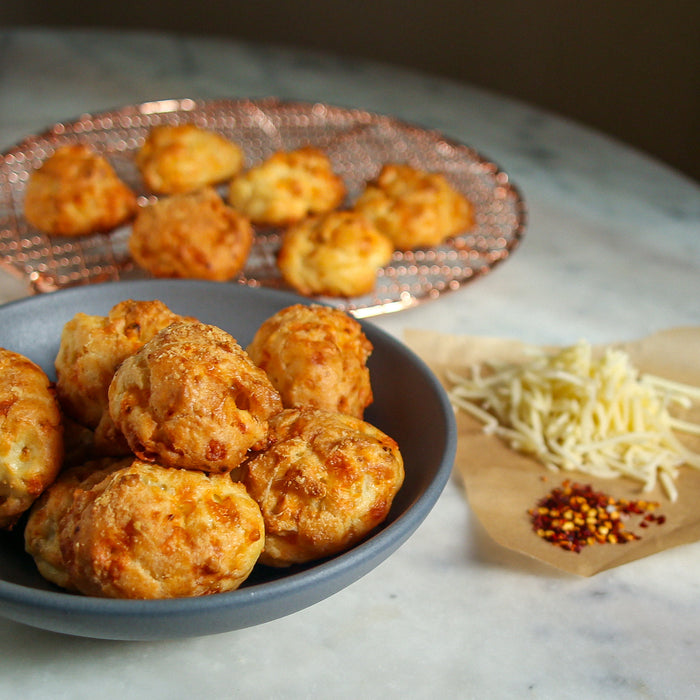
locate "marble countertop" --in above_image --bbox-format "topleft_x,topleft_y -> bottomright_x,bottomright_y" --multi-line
0,28 -> 698,699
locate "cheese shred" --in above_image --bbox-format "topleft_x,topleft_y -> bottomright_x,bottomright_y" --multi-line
447,340 -> 700,501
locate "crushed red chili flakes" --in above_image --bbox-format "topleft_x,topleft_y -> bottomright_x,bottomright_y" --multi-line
528,480 -> 666,553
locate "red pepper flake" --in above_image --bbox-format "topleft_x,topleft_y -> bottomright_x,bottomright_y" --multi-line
528,480 -> 665,553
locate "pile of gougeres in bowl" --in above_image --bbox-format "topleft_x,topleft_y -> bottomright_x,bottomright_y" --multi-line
2,295 -> 406,600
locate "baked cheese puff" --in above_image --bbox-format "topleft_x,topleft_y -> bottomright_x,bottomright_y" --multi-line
135,123 -> 245,195
129,187 -> 253,281
54,299 -> 193,456
108,321 -> 283,473
240,408 -> 404,567
353,163 -> 473,250
24,458 -> 131,590
24,144 -> 137,237
56,459 -> 265,598
0,349 -> 63,529
277,210 -> 394,297
246,304 -> 373,419
61,413 -> 99,468
228,146 -> 346,226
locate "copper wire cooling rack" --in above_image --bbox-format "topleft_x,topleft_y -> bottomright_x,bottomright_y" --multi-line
0,98 -> 526,317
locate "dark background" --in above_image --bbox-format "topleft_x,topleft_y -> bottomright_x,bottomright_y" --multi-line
2,0 -> 698,182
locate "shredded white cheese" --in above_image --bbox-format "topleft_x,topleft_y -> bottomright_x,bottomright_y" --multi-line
447,340 -> 700,501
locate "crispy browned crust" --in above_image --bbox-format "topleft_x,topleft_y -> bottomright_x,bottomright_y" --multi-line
246,304 -> 373,419
277,210 -> 393,297
228,146 -> 346,226
24,144 -> 137,237
136,123 -> 245,195
54,299 -> 193,456
353,163 -> 473,250
52,459 -> 264,598
241,408 -> 404,567
24,458 -> 131,589
109,321 -> 283,473
129,187 -> 253,281
0,348 -> 64,529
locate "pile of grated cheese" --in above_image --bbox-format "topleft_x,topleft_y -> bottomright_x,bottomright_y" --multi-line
447,340 -> 700,501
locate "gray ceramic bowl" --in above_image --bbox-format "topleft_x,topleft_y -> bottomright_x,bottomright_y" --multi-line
0,280 -> 456,640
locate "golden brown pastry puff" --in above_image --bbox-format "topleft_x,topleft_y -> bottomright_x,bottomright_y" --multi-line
55,459 -> 264,598
228,146 -> 346,226
128,186 -> 253,281
24,144 -> 137,237
277,210 -> 394,297
353,163 -> 473,250
24,457 -> 131,590
246,304 -> 373,419
108,321 -> 283,473
54,299 -> 192,456
135,123 -> 245,195
0,348 -> 63,529
241,408 -> 404,567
